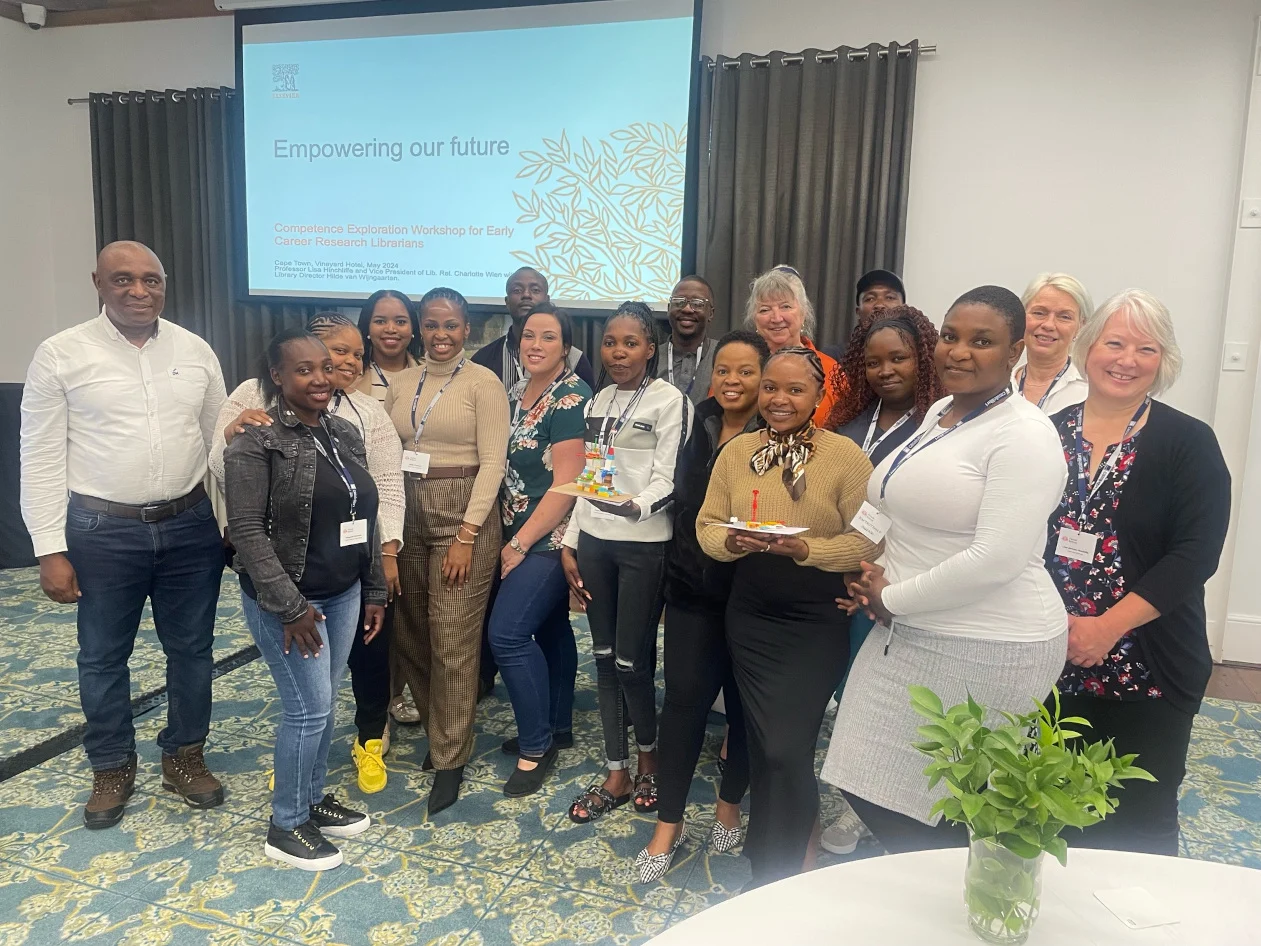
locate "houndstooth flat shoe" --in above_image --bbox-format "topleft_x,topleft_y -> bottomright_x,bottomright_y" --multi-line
635,823 -> 687,883
708,817 -> 744,854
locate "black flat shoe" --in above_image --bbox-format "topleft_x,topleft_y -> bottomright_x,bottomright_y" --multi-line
503,743 -> 559,798
501,731 -> 573,755
427,766 -> 464,817
422,752 -> 434,772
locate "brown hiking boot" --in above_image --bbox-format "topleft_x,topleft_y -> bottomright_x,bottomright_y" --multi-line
84,753 -> 137,829
161,743 -> 224,809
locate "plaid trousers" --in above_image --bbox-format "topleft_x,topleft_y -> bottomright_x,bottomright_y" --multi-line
392,474 -> 500,769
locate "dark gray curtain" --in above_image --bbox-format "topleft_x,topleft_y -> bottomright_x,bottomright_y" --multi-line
696,42 -> 919,347
90,88 -> 317,388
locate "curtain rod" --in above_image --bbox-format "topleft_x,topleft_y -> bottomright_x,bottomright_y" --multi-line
68,90 -> 235,106
708,44 -> 934,69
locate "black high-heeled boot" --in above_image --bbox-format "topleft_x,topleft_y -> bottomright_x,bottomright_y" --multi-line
428,765 -> 464,817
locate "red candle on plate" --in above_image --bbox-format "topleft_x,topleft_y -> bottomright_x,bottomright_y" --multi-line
751,489 -> 759,523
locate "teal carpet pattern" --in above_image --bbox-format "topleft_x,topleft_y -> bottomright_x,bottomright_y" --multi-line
0,565 -> 1258,945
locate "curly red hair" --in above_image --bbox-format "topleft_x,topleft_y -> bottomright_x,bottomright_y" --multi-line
824,306 -> 943,430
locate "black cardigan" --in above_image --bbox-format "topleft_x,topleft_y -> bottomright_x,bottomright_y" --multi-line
1045,400 -> 1231,714
664,397 -> 762,612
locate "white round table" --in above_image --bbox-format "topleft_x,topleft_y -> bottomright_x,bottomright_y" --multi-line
651,849 -> 1261,945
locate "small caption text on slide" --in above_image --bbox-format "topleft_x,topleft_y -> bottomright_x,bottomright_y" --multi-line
272,223 -> 516,247
272,137 -> 511,162
272,260 -> 508,284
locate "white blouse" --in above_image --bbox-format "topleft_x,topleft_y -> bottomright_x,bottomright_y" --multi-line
1011,357 -> 1088,415
872,395 -> 1068,642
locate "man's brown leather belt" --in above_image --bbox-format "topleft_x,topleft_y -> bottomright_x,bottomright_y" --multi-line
407,465 -> 480,480
70,483 -> 208,523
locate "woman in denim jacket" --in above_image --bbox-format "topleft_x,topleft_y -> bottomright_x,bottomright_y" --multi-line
225,327 -> 386,871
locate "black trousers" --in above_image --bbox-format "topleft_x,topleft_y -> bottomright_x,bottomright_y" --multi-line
727,556 -> 850,889
1058,692 -> 1194,856
348,598 -> 393,743
657,603 -> 750,823
843,791 -> 968,854
576,534 -> 665,768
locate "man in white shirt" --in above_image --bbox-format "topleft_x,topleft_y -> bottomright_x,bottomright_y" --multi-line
20,241 -> 229,830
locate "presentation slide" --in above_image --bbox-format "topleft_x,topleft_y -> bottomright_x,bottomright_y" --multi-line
239,1 -> 695,307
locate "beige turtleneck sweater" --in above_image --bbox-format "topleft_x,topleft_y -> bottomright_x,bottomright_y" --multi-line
384,354 -> 509,526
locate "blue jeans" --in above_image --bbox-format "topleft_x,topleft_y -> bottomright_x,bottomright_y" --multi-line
487,553 -> 577,756
65,496 -> 223,770
243,580 -> 359,830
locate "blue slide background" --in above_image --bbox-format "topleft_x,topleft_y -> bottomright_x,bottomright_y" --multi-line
242,16 -> 693,303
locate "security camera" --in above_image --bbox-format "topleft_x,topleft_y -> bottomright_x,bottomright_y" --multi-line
21,4 -> 47,30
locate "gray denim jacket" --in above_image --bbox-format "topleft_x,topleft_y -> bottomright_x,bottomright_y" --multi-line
223,403 -> 386,622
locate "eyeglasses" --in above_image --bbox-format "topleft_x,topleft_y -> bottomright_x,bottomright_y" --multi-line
668,296 -> 712,309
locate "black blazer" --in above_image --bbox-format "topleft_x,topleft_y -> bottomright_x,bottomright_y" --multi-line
1046,400 -> 1231,714
664,397 -> 762,612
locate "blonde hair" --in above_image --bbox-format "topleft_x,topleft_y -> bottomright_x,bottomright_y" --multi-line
743,266 -> 817,340
1021,272 -> 1093,334
1074,289 -> 1183,395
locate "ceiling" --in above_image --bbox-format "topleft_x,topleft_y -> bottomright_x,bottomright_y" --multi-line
0,0 -> 225,27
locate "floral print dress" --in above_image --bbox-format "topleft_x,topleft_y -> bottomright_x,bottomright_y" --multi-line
501,372 -> 592,554
1046,406 -> 1162,701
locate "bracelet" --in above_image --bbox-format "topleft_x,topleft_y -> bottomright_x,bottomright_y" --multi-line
509,536 -> 526,554
459,524 -> 480,537
455,536 -> 476,545
381,552 -> 398,558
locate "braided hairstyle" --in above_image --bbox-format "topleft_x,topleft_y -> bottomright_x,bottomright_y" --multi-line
307,311 -> 356,337
258,326 -> 325,406
596,301 -> 660,388
358,289 -> 420,366
766,344 -> 826,393
824,306 -> 942,430
419,286 -> 470,323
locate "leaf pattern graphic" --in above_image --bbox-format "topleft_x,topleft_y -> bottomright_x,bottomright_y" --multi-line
511,123 -> 686,302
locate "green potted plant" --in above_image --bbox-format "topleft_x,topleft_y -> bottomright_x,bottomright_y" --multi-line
910,686 -> 1154,945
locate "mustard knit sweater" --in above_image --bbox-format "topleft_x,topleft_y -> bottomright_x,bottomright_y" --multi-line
697,429 -> 881,572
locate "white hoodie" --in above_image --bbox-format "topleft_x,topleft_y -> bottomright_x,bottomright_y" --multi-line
562,377 -> 692,546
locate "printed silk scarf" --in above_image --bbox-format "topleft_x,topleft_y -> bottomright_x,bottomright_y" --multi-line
749,422 -> 816,501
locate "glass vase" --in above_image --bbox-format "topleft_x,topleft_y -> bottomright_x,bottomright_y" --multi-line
963,837 -> 1043,945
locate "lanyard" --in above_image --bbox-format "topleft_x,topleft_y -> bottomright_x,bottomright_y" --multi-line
371,362 -> 391,389
511,368 -> 571,439
311,417 -> 359,520
409,359 -> 466,445
595,377 -> 650,457
331,390 -> 364,437
1072,398 -> 1149,524
666,340 -> 706,397
880,388 -> 1011,500
862,402 -> 914,457
1018,359 -> 1071,409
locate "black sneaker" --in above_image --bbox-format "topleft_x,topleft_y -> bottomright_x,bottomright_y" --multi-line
310,793 -> 370,838
264,820 -> 342,871
501,731 -> 573,755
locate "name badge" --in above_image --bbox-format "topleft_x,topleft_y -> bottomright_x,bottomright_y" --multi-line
1055,526 -> 1099,564
851,501 -> 892,544
401,451 -> 431,475
340,519 -> 368,547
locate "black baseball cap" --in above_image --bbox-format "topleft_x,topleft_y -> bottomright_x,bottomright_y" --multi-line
855,269 -> 906,305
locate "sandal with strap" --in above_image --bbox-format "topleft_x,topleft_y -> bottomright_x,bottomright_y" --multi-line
633,773 -> 660,814
568,783 -> 631,824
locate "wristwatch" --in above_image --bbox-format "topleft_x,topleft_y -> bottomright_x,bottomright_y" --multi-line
509,536 -> 526,554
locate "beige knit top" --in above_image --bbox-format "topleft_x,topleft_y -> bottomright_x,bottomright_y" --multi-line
384,355 -> 509,526
697,428 -> 881,572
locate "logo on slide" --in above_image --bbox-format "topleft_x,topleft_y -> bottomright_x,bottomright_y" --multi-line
272,64 -> 299,98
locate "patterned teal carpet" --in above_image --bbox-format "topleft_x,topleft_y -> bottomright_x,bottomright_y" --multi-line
0,566 -> 1258,945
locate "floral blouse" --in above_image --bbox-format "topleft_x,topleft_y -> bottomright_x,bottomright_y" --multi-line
1045,406 -> 1162,701
501,372 -> 591,554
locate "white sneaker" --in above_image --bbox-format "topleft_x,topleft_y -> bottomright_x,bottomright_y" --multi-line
820,803 -> 870,855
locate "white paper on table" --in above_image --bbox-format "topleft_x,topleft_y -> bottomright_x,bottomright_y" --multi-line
702,520 -> 810,537
1094,887 -> 1180,930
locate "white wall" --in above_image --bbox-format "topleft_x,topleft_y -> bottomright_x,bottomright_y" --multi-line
0,15 -> 236,383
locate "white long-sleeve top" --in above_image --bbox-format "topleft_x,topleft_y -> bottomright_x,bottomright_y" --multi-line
1011,356 -> 1088,415
563,377 -> 692,546
20,311 -> 227,558
208,380 -> 405,548
874,394 -> 1068,642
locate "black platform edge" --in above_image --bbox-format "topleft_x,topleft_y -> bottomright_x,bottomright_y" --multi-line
0,644 -> 260,783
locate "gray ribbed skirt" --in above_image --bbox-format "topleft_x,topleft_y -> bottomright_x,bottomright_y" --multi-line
820,622 -> 1067,825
